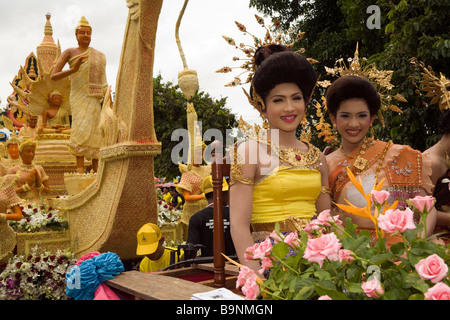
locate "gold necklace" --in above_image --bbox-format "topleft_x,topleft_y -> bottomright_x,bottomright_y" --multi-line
439,141 -> 450,168
266,138 -> 320,168
19,163 -> 36,172
340,138 -> 374,172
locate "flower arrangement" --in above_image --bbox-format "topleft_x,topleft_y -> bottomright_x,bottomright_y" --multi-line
157,200 -> 182,226
0,246 -> 76,300
234,168 -> 450,300
8,202 -> 68,233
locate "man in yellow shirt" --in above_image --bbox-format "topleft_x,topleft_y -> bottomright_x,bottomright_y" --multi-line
136,223 -> 182,272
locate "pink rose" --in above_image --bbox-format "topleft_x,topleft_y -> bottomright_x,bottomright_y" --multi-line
236,266 -> 254,288
244,243 -> 259,261
237,266 -> 260,300
316,209 -> 343,227
303,233 -> 342,267
305,210 -> 342,234
241,276 -> 260,300
377,208 -> 416,233
338,249 -> 355,263
259,257 -> 273,275
284,232 -> 300,248
269,230 -> 282,243
244,238 -> 272,260
410,195 -> 435,213
318,295 -> 332,300
415,254 -> 449,284
424,282 -> 450,300
371,190 -> 390,205
361,276 -> 384,298
304,219 -> 322,233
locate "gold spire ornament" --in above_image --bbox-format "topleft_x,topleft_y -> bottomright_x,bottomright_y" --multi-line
319,43 -> 406,127
410,57 -> 450,112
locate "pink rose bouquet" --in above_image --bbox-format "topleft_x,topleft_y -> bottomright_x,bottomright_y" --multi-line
232,191 -> 449,300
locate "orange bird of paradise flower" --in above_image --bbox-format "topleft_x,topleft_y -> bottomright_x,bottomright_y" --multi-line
334,167 -> 398,238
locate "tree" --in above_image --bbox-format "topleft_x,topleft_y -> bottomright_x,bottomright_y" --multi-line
153,74 -> 237,180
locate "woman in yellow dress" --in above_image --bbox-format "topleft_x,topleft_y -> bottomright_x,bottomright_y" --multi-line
229,46 -> 331,273
325,75 -> 437,240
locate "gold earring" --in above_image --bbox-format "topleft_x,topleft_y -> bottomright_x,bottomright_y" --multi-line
260,113 -> 270,129
300,114 -> 312,143
369,124 -> 375,139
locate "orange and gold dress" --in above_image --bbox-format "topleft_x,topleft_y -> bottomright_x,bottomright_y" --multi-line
326,139 -> 433,245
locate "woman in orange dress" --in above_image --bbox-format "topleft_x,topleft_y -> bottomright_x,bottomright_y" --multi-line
325,75 -> 437,241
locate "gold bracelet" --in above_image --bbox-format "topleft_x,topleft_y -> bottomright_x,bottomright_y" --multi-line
22,183 -> 31,192
321,185 -> 331,194
38,184 -> 45,191
0,213 -> 6,223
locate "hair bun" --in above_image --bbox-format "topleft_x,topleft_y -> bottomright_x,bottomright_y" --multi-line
254,44 -> 290,68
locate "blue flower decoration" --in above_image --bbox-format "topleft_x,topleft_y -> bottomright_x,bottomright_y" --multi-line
66,252 -> 124,300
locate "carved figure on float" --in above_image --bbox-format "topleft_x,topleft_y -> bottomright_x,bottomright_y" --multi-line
8,139 -> 50,202
51,16 -> 108,174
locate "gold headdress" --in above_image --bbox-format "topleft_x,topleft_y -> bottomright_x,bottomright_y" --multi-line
410,57 -> 450,112
19,139 -> 37,153
75,16 -> 91,32
216,15 -> 317,108
318,43 -> 406,127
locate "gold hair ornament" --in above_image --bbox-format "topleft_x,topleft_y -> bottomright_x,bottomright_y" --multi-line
216,15 -> 317,88
318,43 -> 406,127
410,57 -> 450,112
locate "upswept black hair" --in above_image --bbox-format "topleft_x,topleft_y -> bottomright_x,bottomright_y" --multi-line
325,75 -> 381,117
251,49 -> 318,106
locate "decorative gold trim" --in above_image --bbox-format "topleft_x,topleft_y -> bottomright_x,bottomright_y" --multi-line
99,141 -> 162,161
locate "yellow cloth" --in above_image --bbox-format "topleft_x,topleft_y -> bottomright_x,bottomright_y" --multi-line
68,48 -> 107,158
139,247 -> 182,273
251,167 -> 321,224
163,192 -> 171,203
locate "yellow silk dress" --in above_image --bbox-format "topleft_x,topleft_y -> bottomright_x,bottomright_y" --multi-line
231,139 -> 323,236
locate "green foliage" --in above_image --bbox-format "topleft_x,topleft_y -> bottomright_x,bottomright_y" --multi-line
152,74 -> 237,180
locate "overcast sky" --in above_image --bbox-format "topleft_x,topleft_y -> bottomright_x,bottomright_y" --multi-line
0,0 -> 266,126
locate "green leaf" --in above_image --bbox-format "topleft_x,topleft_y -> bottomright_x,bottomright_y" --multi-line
293,285 -> 315,300
345,282 -> 363,293
314,283 -> 349,300
390,242 -> 405,255
272,242 -> 290,260
410,240 -> 437,256
409,293 -> 425,300
369,252 -> 395,265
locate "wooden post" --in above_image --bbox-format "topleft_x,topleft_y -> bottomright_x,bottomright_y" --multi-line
212,159 -> 225,287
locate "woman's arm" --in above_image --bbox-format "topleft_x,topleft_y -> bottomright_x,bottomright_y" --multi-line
316,152 -> 332,214
229,141 -> 260,274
